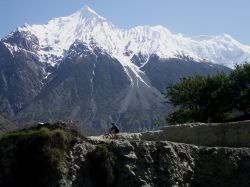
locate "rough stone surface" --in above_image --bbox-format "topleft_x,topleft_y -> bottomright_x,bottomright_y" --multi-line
2,122 -> 250,187
140,120 -> 250,147
64,138 -> 250,187
77,121 -> 250,186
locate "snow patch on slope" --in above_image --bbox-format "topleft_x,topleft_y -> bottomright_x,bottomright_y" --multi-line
115,54 -> 151,87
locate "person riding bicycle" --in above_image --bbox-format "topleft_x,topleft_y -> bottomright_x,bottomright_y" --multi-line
103,122 -> 120,139
109,122 -> 119,137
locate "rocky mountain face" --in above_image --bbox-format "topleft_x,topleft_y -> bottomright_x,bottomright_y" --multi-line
0,6 -> 247,132
1,122 -> 250,187
0,114 -> 14,132
0,31 -> 44,117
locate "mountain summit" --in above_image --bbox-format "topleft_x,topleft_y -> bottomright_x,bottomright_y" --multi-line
0,6 -> 245,132
9,6 -> 250,69
78,6 -> 107,20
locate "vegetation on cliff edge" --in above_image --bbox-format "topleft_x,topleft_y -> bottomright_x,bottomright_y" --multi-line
0,123 -> 82,187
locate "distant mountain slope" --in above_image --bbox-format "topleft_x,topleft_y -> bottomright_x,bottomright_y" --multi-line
0,114 -> 14,132
141,55 -> 231,92
0,6 -> 241,132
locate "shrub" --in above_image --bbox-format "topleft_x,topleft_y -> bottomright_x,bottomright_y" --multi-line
0,126 -> 72,187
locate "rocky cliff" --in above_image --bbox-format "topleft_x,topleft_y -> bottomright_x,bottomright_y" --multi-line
1,121 -> 250,187
123,120 -> 250,147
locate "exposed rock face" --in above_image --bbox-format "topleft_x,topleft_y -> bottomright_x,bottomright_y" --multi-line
1,121 -> 250,187
65,139 -> 250,187
68,121 -> 250,187
137,120 -> 250,147
141,55 -> 231,92
0,32 -> 43,118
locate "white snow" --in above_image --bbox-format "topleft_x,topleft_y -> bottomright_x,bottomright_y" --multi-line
115,54 -> 151,87
3,6 -> 250,72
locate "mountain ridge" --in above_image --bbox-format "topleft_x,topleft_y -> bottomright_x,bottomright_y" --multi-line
3,6 -> 250,69
0,6 -> 236,132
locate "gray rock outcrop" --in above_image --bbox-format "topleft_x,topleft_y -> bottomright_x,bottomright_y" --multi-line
2,121 -> 250,187
141,120 -> 250,147
66,139 -> 250,187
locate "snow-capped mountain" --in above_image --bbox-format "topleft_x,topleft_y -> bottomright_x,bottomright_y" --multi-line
0,6 -> 242,132
8,5 -> 250,69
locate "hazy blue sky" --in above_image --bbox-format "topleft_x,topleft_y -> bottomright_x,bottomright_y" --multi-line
0,0 -> 249,44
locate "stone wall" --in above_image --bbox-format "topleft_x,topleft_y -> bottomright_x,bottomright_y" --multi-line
141,120 -> 250,147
